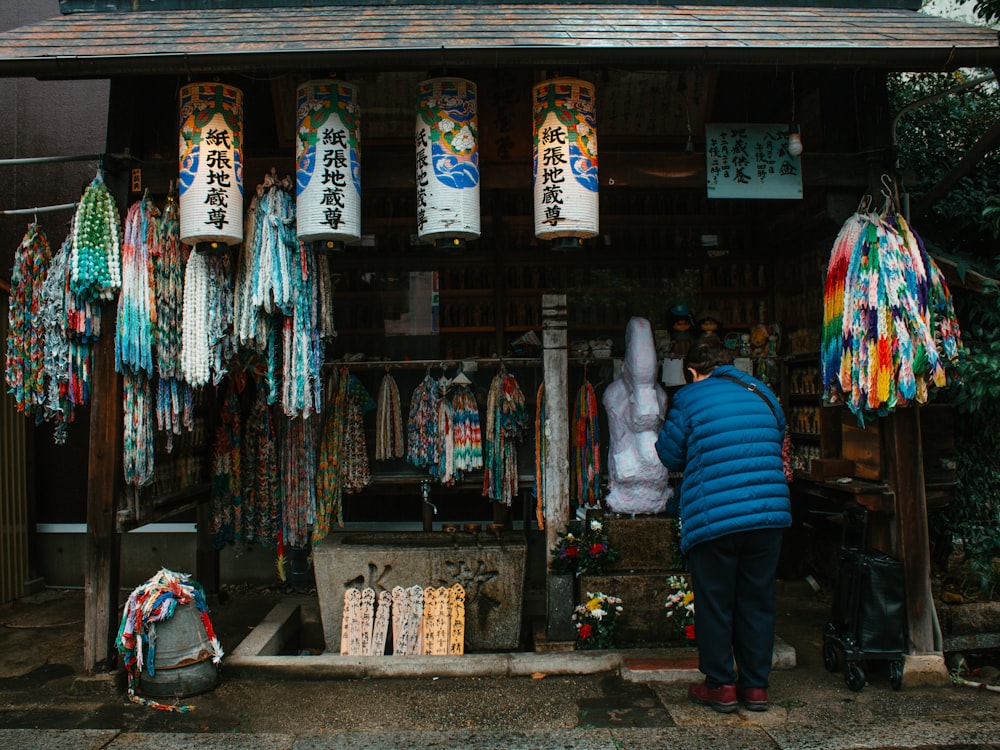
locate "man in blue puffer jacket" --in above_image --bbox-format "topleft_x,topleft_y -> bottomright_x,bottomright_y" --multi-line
655,335 -> 791,714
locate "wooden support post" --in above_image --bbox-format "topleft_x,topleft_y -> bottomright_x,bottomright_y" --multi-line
541,294 -> 570,640
84,305 -> 122,674
882,407 -> 936,654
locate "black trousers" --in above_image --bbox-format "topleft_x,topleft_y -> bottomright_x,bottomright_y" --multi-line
687,528 -> 783,689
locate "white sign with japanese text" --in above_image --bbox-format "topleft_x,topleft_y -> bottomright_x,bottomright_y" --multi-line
705,124 -> 802,199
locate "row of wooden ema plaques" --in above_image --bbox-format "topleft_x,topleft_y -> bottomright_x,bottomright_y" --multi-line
340,583 -> 466,656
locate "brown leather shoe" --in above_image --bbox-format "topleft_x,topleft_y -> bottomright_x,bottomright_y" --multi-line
738,686 -> 768,712
688,681 -> 738,713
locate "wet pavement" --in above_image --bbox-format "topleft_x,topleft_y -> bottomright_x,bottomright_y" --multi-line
1,585 -> 999,749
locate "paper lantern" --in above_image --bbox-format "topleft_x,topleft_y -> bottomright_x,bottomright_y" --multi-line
178,82 -> 244,252
296,80 -> 362,253
532,77 -> 598,249
415,77 -> 480,249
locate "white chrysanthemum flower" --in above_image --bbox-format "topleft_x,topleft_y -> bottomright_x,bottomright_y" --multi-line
576,122 -> 591,138
437,118 -> 455,133
451,125 -> 475,151
589,519 -> 603,532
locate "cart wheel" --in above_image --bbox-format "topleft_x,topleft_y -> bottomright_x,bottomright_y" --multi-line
889,660 -> 904,691
823,642 -> 840,672
845,662 -> 866,692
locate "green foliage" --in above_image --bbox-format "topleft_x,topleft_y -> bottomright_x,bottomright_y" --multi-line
888,71 -> 1000,253
973,0 -> 1000,25
938,252 -> 1000,597
891,61 -> 1000,598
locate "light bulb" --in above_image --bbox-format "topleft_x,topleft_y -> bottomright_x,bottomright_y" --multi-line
788,132 -> 803,157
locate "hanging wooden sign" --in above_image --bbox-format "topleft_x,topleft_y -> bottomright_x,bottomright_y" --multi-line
705,124 -> 802,200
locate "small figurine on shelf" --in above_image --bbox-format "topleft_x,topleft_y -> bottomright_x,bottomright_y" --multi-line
668,302 -> 695,357
697,309 -> 722,338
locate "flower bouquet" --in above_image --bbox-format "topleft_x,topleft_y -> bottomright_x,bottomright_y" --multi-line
550,518 -> 620,576
664,574 -> 696,642
577,518 -> 619,575
573,591 -> 624,650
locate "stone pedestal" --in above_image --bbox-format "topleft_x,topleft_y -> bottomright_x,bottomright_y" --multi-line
314,531 -> 527,652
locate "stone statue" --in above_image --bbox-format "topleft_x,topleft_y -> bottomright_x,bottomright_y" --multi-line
602,317 -> 673,515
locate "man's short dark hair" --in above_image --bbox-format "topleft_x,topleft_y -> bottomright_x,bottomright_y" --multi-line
685,335 -> 733,376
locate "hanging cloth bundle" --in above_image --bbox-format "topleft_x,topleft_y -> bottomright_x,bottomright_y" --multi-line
250,172 -> 296,316
281,239 -> 324,418
449,381 -> 483,477
375,372 -> 405,460
123,369 -> 155,488
180,251 -> 234,388
115,568 -> 223,713
38,237 -> 77,442
233,189 -> 270,353
482,369 -> 528,506
152,194 -> 194,450
433,389 -> 456,485
281,413 -> 319,548
821,184 -> 961,421
115,193 -> 157,376
316,367 -> 349,538
343,373 -> 376,493
5,222 -> 51,416
572,378 -> 601,510
70,170 -> 121,302
407,373 -> 441,469
534,381 -> 546,530
209,378 -> 242,549
116,196 -> 158,489
241,381 -> 281,548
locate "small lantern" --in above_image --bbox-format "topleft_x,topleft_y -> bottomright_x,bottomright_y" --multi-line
415,77 -> 480,249
178,82 -> 244,253
296,80 -> 362,253
532,77 -> 598,250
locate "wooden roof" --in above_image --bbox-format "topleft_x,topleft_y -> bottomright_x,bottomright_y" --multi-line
0,4 -> 997,78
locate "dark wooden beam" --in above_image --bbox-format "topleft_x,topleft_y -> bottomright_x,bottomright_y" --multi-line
83,304 -> 123,674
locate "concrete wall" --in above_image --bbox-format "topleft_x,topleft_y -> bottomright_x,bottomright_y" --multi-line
36,526 -> 282,589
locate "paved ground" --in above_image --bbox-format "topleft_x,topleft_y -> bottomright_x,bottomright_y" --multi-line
1,583 -> 999,749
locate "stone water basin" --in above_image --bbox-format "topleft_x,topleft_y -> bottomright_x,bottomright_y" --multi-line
313,530 -> 527,652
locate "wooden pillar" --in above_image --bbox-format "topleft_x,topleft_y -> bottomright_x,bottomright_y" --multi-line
541,294 -> 570,638
84,304 -> 123,674
882,407 -> 936,655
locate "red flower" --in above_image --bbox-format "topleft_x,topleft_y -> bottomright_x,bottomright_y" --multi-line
566,546 -> 579,558
579,623 -> 592,639
685,624 -> 696,641
590,543 -> 604,556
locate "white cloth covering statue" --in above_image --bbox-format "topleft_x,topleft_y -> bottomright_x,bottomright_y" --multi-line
602,317 -> 673,515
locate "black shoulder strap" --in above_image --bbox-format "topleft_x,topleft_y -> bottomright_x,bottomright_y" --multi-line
715,373 -> 781,425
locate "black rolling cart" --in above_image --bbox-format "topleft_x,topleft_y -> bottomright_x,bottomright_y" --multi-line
822,506 -> 907,691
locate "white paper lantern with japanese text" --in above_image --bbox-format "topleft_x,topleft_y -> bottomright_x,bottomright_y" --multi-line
533,77 -> 598,248
178,82 -> 244,251
296,80 -> 362,252
415,78 -> 480,248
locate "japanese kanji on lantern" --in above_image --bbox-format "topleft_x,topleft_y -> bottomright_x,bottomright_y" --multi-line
532,77 -> 598,249
415,77 -> 480,249
296,80 -> 362,253
178,82 -> 244,253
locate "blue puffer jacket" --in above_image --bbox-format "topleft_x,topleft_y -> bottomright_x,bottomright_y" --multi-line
655,365 -> 791,554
